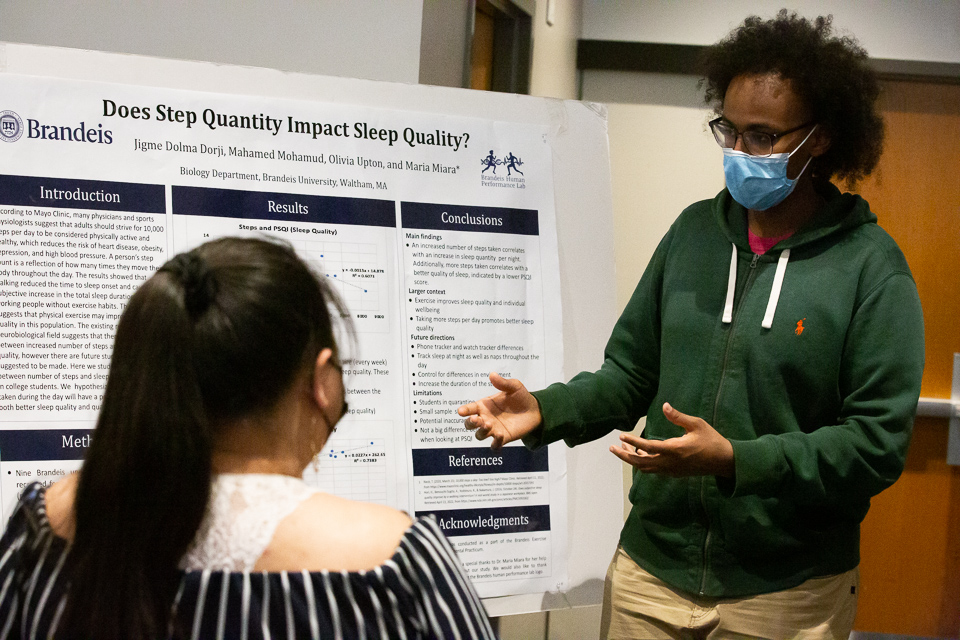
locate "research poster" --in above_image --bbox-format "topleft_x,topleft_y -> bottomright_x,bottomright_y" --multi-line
0,74 -> 567,597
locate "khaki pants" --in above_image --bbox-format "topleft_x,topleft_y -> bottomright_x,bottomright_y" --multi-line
600,546 -> 858,640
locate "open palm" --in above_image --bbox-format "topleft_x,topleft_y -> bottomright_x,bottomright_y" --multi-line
457,373 -> 542,450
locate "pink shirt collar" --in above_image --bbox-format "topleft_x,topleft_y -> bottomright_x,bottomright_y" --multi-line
748,228 -> 793,255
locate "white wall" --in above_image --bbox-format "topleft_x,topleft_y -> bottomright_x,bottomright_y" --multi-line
529,0 -> 582,99
581,71 -> 724,309
0,0 -> 424,83
582,0 -> 960,63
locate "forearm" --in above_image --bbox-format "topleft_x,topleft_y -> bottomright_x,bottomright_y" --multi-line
528,360 -> 657,449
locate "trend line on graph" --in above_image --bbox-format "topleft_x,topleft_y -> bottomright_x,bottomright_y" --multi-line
327,441 -> 378,459
324,273 -> 368,293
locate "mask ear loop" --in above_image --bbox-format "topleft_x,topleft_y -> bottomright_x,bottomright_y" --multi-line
791,155 -> 814,182
310,425 -> 322,473
309,354 -> 346,473
788,124 -> 819,156
781,124 -> 818,183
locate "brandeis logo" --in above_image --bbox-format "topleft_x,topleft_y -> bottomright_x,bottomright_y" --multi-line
0,111 -> 24,143
0,109 -> 113,145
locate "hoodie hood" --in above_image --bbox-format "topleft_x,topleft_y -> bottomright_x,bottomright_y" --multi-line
714,180 -> 878,253
715,181 -> 878,330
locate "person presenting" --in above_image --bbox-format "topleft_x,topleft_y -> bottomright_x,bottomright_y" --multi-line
0,237 -> 496,640
458,11 -> 924,639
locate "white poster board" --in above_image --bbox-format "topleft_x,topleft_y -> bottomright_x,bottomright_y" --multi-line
0,43 -> 622,616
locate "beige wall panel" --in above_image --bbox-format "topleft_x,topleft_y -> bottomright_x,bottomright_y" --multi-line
530,0 -> 582,100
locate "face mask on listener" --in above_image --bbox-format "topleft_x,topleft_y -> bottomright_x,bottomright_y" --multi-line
722,125 -> 818,211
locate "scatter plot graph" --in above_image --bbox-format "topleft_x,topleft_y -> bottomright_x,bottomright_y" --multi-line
298,241 -> 384,313
303,437 -> 388,504
179,217 -> 389,331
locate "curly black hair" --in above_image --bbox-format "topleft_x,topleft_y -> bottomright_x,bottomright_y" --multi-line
700,10 -> 884,186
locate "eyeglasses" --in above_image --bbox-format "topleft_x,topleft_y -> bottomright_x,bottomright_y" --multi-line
709,117 -> 816,157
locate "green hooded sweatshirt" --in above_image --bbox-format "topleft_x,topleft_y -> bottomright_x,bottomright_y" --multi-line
529,183 -> 925,597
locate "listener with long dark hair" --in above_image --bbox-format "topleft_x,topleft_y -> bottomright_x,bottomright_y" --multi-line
0,237 -> 496,640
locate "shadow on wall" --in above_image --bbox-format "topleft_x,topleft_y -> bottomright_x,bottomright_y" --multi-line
581,70 -> 706,109
539,577 -> 604,611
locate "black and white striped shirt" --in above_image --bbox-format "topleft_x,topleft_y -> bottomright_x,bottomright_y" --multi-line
0,483 -> 498,640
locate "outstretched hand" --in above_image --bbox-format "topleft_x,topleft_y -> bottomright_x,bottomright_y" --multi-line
610,403 -> 735,478
457,373 -> 542,450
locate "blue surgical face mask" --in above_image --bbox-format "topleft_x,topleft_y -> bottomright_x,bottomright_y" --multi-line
722,125 -> 818,211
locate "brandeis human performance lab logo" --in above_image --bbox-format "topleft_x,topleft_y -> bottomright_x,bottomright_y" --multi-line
480,149 -> 526,190
0,111 -> 24,143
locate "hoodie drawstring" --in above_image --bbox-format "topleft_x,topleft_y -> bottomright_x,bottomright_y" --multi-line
722,244 -> 737,324
762,249 -> 790,328
721,243 -> 791,329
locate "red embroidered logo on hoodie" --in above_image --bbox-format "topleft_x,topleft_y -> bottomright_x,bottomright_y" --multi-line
796,318 -> 806,336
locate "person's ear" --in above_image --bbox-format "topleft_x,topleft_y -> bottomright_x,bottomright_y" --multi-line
311,348 -> 336,411
808,126 -> 831,158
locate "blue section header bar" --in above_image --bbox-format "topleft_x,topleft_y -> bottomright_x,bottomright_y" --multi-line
0,174 -> 165,213
172,186 -> 395,228
418,505 -> 551,537
0,429 -> 92,462
401,202 -> 538,236
411,446 -> 548,477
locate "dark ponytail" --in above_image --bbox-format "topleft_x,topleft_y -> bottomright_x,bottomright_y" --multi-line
60,237 -> 346,639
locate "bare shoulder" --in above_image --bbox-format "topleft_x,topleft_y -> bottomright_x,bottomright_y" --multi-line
255,492 -> 414,572
43,473 -> 78,542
